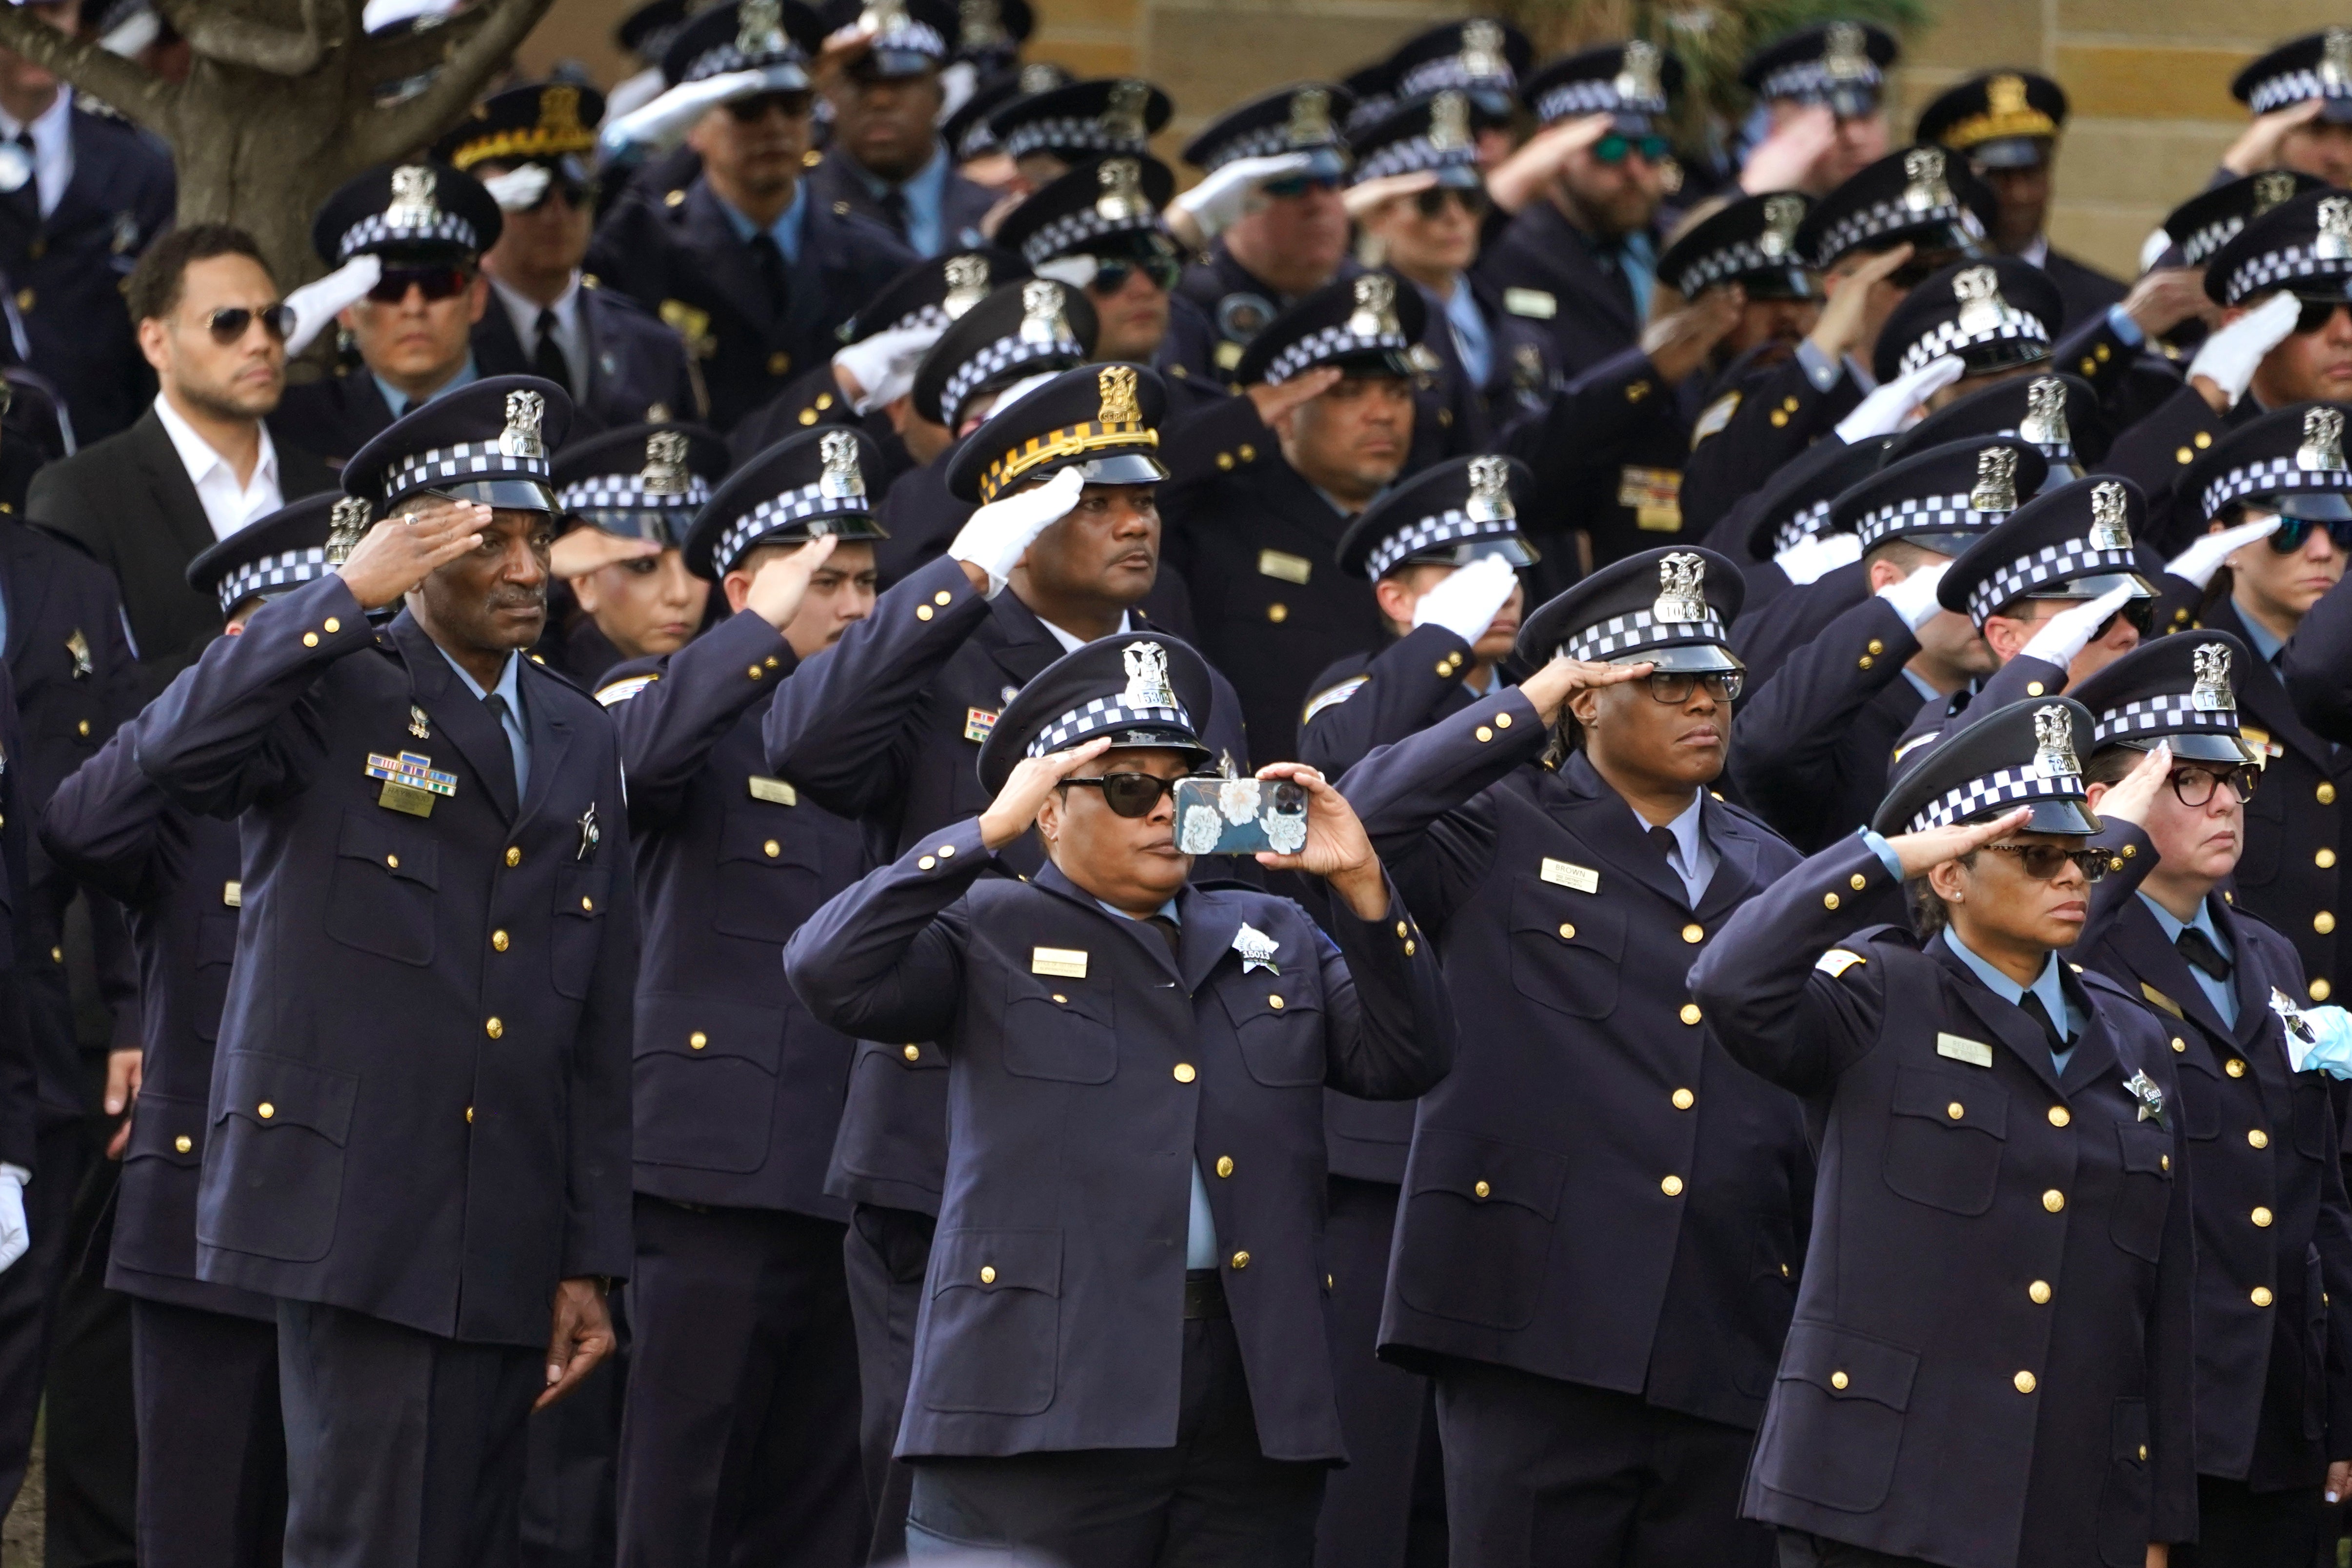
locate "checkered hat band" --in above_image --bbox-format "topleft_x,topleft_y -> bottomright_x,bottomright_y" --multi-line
869,20 -> 947,57
1355,138 -> 1479,183
1909,762 -> 2081,832
884,301 -> 951,337
715,482 -> 871,568
217,546 -> 333,614
1201,123 -> 1339,173
1853,492 -> 1992,549
2221,241 -> 2352,304
998,117 -> 1148,160
1814,198 -> 1977,268
942,330 -> 1077,425
2180,217 -> 2243,267
1265,323 -> 1410,385
2249,70 -> 2352,114
382,440 -> 552,504
337,211 -> 479,262
2093,695 -> 2238,745
1673,237 -> 1797,294
1757,60 -> 1882,101
1533,80 -> 1664,123
1561,608 -> 1729,661
1396,58 -> 1515,97
1772,498 -> 1834,555
1367,509 -> 1514,577
953,122 -> 999,160
1027,697 -> 1193,755
1897,313 -> 2051,377
681,40 -> 804,81
1022,206 -> 1153,265
2198,454 -> 2352,517
1965,542 -> 2139,622
558,474 -> 713,511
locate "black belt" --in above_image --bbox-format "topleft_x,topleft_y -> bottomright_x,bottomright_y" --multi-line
1183,1269 -> 1228,1320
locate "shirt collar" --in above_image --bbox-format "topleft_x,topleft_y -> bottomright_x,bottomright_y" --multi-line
1945,925 -> 2067,1022
2019,235 -> 2051,269
2237,609 -> 2287,667
1094,895 -> 1179,924
374,355 -> 479,420
1900,666 -> 1943,704
435,645 -> 523,709
716,182 -> 809,263
0,86 -> 70,145
488,272 -> 581,335
2137,890 -> 2230,954
1039,609 -> 1132,655
1632,789 -> 1706,864
152,391 -> 277,493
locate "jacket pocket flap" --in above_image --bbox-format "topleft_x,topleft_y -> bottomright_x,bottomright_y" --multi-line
1779,1321 -> 1919,1411
334,807 -> 438,890
931,1227 -> 1062,1299
214,1052 -> 359,1147
555,862 -> 612,919
126,1091 -> 208,1167
1216,978 -> 1321,1028
635,991 -> 785,1072
2116,1121 -> 2172,1175
1406,1128 -> 1568,1220
717,806 -> 824,869
1508,877 -> 1625,957
1004,970 -> 1115,1028
1890,1062 -> 2009,1138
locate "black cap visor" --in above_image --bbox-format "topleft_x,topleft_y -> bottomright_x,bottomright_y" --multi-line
1075,724 -> 1211,767
1432,163 -> 1486,191
2025,570 -> 2154,602
1966,136 -> 2052,171
572,506 -> 697,546
2323,94 -> 2352,125
1823,82 -> 1882,121
2001,796 -> 2100,835
2117,730 -> 2259,765
1398,536 -> 1538,574
431,478 -> 560,513
1738,267 -> 1822,301
1896,530 -> 1982,558
853,48 -> 937,80
1621,641 -> 1743,675
1957,339 -> 2053,377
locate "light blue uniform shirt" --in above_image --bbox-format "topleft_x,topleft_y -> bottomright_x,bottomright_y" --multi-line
855,144 -> 952,258
717,182 -> 809,267
1635,791 -> 1717,906
1096,897 -> 1218,1268
375,355 -> 479,420
2140,893 -> 2237,1028
1436,277 -> 1491,388
1946,927 -> 2082,1072
436,647 -> 529,796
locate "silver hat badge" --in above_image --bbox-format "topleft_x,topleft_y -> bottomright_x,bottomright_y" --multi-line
2298,405 -> 2347,472
1460,18 -> 1507,80
2019,377 -> 2070,450
1901,146 -> 1954,214
1430,91 -> 1471,153
2087,479 -> 2133,551
2255,169 -> 2299,213
737,0 -> 786,56
1614,40 -> 1662,104
2191,641 -> 2234,712
2326,26 -> 2352,91
1466,456 -> 1513,523
958,0 -> 1007,49
640,430 -> 691,495
2319,196 -> 2352,262
1347,273 -> 1400,339
1970,445 -> 2019,513
942,254 -> 991,319
1017,279 -> 1073,346
818,429 -> 866,501
384,165 -> 440,232
1094,157 -> 1150,222
1951,264 -> 2014,337
498,390 -> 546,459
1653,551 -> 1707,624
324,496 -> 372,565
2032,703 -> 2080,780
1286,86 -> 1332,147
1121,639 -> 1176,709
1758,195 -> 1804,260
1824,20 -> 1869,79
1101,79 -> 1150,143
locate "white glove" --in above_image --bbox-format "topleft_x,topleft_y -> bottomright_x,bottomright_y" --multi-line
833,323 -> 943,416
1875,560 -> 1951,631
2164,514 -> 2283,591
1774,529 -> 1861,587
284,254 -> 382,357
2188,292 -> 2301,407
599,69 -> 769,158
2281,996 -> 2352,1075
1834,356 -> 1966,443
1410,554 -> 1518,644
2019,582 -> 2134,669
0,1166 -> 26,1275
949,466 -> 1084,597
481,163 -> 551,214
1170,152 -> 1316,243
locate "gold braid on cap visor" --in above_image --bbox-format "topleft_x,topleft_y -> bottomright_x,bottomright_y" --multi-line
976,420 -> 1160,503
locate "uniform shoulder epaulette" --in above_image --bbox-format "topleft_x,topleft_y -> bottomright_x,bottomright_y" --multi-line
1851,920 -> 1918,952
1890,730 -> 1940,765
1816,948 -> 1868,977
596,672 -> 660,706
1302,672 -> 1371,724
1691,390 -> 1741,449
523,654 -> 593,700
74,94 -> 130,126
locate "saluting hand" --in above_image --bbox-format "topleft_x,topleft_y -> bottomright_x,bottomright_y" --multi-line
979,736 -> 1112,851
1245,365 -> 1342,429
2085,740 -> 2172,830
1252,763 -> 1389,921
745,532 -> 840,632
1516,655 -> 1653,726
1883,805 -> 2033,879
1809,243 -> 1913,363
337,500 -> 487,611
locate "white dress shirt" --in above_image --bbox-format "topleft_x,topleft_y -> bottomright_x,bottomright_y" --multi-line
489,273 -> 586,401
0,86 -> 72,219
153,393 -> 282,541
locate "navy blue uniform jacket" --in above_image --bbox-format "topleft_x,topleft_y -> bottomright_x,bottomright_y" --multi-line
784,817 -> 1453,1460
130,575 -> 638,1346
1690,834 -> 2197,1568
472,278 -> 703,431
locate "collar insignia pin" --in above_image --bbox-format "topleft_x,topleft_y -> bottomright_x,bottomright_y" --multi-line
409,703 -> 431,739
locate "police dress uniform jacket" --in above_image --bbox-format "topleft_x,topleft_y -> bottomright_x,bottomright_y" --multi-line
1414,271 -> 1559,454
2071,819 -> 2352,1487
1163,245 -> 1358,390
471,279 -> 702,432
2256,586 -> 2352,999
598,607 -> 863,1218
0,99 -> 174,444
1888,648 -> 2073,772
131,574 -> 638,1346
803,151 -> 996,257
1337,698 -> 1812,1428
40,715 -> 270,1323
1682,348 -> 1861,544
28,411 -> 339,698
1474,198 -> 1655,378
268,368 -> 402,471
0,666 -> 42,1175
585,178 -> 918,433
1498,343 -> 1691,589
1689,836 -> 2197,1566
782,824 -> 1455,1460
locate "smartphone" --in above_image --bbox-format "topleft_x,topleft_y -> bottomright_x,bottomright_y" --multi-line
1173,776 -> 1309,856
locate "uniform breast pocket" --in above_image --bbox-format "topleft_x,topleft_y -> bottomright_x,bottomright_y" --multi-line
1506,877 -> 1622,1020
192,911 -> 238,1042
550,863 -> 612,1000
632,991 -> 784,1173
2109,1122 -> 2173,1263
1394,1127 -> 1567,1331
1754,1321 -> 1919,1515
1882,1063 -> 2008,1216
1000,972 -> 1116,1084
918,1227 -> 1061,1415
712,806 -> 824,944
322,809 -> 438,966
197,1052 -> 359,1265
1218,978 -> 1324,1088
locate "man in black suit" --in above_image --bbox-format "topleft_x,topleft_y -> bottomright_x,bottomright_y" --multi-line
28,224 -> 337,700
807,0 -> 996,257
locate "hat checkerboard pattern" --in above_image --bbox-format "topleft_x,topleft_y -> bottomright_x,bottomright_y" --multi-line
942,329 -> 1078,427
336,210 -> 481,263
1397,55 -> 1514,97
216,546 -> 333,615
1533,79 -> 1662,124
1200,121 -> 1340,173
1367,508 -> 1512,577
680,36 -> 803,83
2196,452 -> 2352,518
1811,196 -> 1979,270
1772,498 -> 1834,555
1896,310 -> 2051,377
998,116 -> 1149,161
1018,204 -> 1153,265
1026,695 -> 1193,755
715,480 -> 872,570
2179,217 -> 2247,268
2247,68 -> 2351,115
1964,538 -> 2138,624
1263,320 -> 1412,386
1670,235 -> 1793,297
1355,134 -> 1477,183
1854,492 -> 1992,549
2218,239 -> 2352,305
1756,59 -> 1883,102
381,438 -> 553,507
558,473 -> 715,512
868,17 -> 948,58
2093,693 -> 2239,747
1908,758 -> 2079,831
1561,606 -> 1730,661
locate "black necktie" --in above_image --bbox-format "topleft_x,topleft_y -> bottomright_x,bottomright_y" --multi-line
531,308 -> 572,394
2176,927 -> 2232,983
4,130 -> 36,225
2018,990 -> 2069,1059
876,185 -> 910,240
1647,825 -> 1679,868
479,692 -> 520,804
747,231 -> 790,311
1142,913 -> 1182,960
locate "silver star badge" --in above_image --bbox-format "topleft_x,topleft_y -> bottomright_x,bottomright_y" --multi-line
2122,1068 -> 2166,1128
1232,922 -> 1279,975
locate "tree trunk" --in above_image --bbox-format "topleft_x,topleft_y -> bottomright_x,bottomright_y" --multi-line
166,59 -> 378,289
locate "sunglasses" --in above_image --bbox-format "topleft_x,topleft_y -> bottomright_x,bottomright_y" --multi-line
2266,516 -> 2352,552
1057,771 -> 1211,817
1411,185 -> 1490,220
1646,670 -> 1743,704
1260,173 -> 1342,199
204,303 -> 294,343
1085,253 -> 1183,295
727,90 -> 814,122
2167,763 -> 2259,808
368,266 -> 472,304
1593,133 -> 1671,165
1983,842 -> 2111,883
2291,296 -> 2352,335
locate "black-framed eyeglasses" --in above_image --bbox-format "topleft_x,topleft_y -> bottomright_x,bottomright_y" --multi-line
1260,173 -> 1342,199
2266,516 -> 2352,552
726,89 -> 814,122
1056,771 -> 1211,818
1983,842 -> 2111,882
367,265 -> 472,304
1646,670 -> 1743,704
2168,762 -> 2259,808
1411,185 -> 1490,220
1085,253 -> 1183,295
204,303 -> 294,343
2291,295 -> 2352,335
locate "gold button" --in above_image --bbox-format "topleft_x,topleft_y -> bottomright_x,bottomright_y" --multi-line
2171,1036 -> 2186,1052
2322,783 -> 2339,805
2321,912 -> 2340,935
767,351 -> 790,375
747,664 -> 765,678
2025,681 -> 2045,696
486,1017 -> 503,1039
1857,655 -> 1874,670
1557,923 -> 1575,940
2317,979 -> 2336,1002
385,854 -> 399,869
323,617 -> 340,634
1661,1174 -> 1684,1196
1216,1156 -> 1234,1178
1434,661 -> 1452,675
902,1044 -> 920,1062
1396,921 -> 1409,938
918,856 -> 936,871
766,655 -> 779,668
764,840 -> 780,857
1238,444 -> 1255,461
76,718 -> 89,737
1682,924 -> 1703,944
1867,639 -> 1884,656
2254,1207 -> 2274,1227
2227,1058 -> 2247,1077
2048,1105 -> 2070,1128
1495,712 -> 1512,728
2122,845 -> 2136,858
933,590 -> 953,606
257,1102 -> 274,1119
48,947 -> 59,963
2014,1371 -> 2036,1394
1475,726 -> 1493,742
174,1135 -> 192,1153
1267,603 -> 1288,623
302,632 -> 319,648
2323,848 -> 2340,868
2043,1189 -> 2065,1212
2029,1280 -> 2051,1304
689,1032 -> 707,1050
465,1107 -> 473,1124
1947,1101 -> 1964,1120
1404,940 -> 1416,956
2162,1154 -> 2170,1171
1173,1063 -> 1196,1083
1268,994 -> 1284,1010
1216,452 -> 1235,471
1830,1370 -> 1849,1389
1850,874 -> 1867,891
506,847 -> 521,867
1770,409 -> 1789,427
2253,1286 -> 2275,1307
798,408 -> 818,426
2249,1129 -> 2269,1149
1823,893 -> 1839,910
1672,1088 -> 1694,1110
1230,1251 -> 1250,1269
938,845 -> 956,858
2138,1444 -> 2149,1461
1680,1003 -> 1701,1025
11,289 -> 26,311
980,1265 -> 996,1284
581,897 -> 594,912
491,930 -> 509,951
1474,1180 -> 1491,1198
916,605 -> 934,621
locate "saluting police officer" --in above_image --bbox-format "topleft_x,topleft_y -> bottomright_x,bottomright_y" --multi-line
538,420 -> 730,686
806,0 -> 997,257
782,630 -> 1455,1565
596,427 -> 886,1567
1339,547 -> 1807,1568
984,74 -> 1173,200
1690,696 -> 2197,1568
995,155 -> 1196,391
133,376 -> 636,1568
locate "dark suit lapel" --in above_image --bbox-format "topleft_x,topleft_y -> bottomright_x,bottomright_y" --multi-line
1693,796 -> 1765,923
1545,754 -> 1688,910
2054,968 -> 2121,1096
514,662 -> 574,828
1175,887 -> 1252,994
785,205 -> 841,348
1927,936 -> 2069,1097
2109,894 -> 2234,1044
1033,860 -> 1182,980
392,615 -> 518,821
131,411 -> 219,566
980,593 -> 1074,695
2212,895 -> 2277,1051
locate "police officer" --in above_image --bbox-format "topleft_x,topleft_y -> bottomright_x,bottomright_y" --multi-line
597,427 -> 886,1567
2223,31 -> 2352,189
39,497 -> 346,1568
436,81 -> 704,431
0,648 -> 42,1528
983,75 -> 1172,198
586,0 -> 917,433
1714,425 -> 1887,626
995,154 -> 1189,372
1339,547 -> 1806,1568
272,161 -> 508,464
1376,18 -> 1531,171
1734,20 -> 1898,196
1791,142 -> 1992,385
782,629 -> 1454,1565
133,377 -> 635,1568
937,60 -> 1072,191
808,0 -> 997,256
539,420 -> 730,686
1689,696 -> 2197,1568
1869,256 -> 2065,410
2068,633 -> 2352,1565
